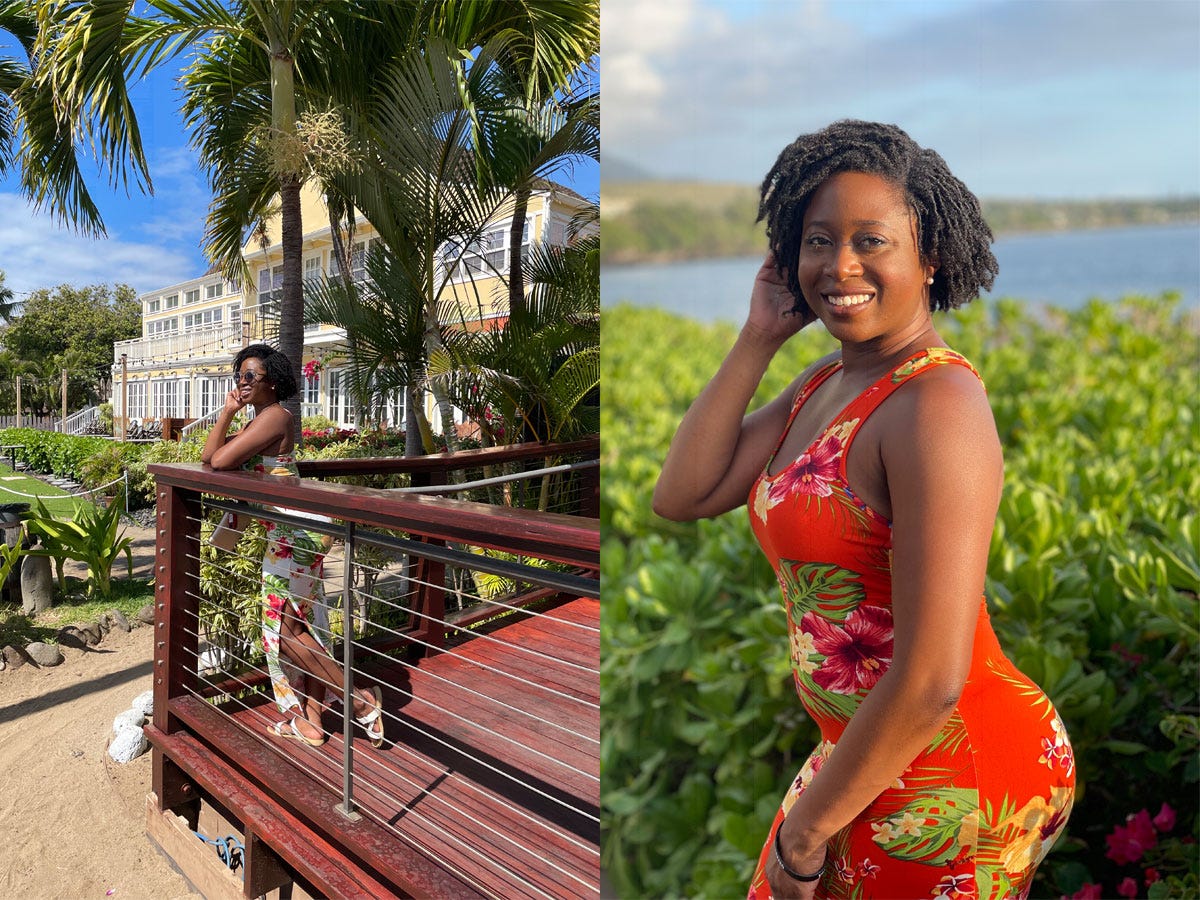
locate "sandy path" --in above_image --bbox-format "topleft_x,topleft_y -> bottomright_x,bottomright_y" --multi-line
0,524 -> 202,900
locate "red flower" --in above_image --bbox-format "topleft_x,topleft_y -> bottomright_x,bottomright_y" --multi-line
1117,877 -> 1138,898
1067,885 -> 1103,900
1144,869 -> 1160,885
801,605 -> 893,694
1152,802 -> 1175,833
1106,810 -> 1158,865
771,432 -> 843,499
856,859 -> 880,879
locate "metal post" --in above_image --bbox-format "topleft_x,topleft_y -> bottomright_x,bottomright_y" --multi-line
336,520 -> 359,821
120,354 -> 128,442
15,377 -> 20,430
60,369 -> 67,433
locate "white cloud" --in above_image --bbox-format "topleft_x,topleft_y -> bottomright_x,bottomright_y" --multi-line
601,0 -> 1200,196
0,193 -> 197,298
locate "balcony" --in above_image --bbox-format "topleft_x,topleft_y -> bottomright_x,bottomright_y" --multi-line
115,323 -> 245,367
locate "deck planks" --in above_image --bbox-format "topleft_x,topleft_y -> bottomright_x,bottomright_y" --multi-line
203,596 -> 600,899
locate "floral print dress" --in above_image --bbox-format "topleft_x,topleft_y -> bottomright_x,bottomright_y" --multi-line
746,349 -> 1075,900
245,453 -> 335,716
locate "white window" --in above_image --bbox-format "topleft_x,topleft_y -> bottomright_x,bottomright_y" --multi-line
304,256 -> 323,282
184,289 -> 200,305
227,302 -> 241,325
146,298 -> 160,314
382,389 -> 406,428
350,238 -> 382,283
177,378 -> 191,417
443,219 -> 530,281
183,308 -> 223,330
257,264 -> 283,319
328,368 -> 352,425
151,380 -> 182,417
198,376 -> 230,417
125,381 -> 147,420
304,372 -> 320,406
164,293 -> 179,310
146,317 -> 177,337
205,282 -> 224,301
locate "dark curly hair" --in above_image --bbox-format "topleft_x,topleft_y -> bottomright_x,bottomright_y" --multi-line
232,343 -> 298,401
758,120 -> 997,313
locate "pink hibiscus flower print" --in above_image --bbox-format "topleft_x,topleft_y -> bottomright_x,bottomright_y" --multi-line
801,605 -> 894,694
931,873 -> 975,898
771,432 -> 843,499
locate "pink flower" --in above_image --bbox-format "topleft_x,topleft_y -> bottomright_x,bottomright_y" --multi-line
771,432 -> 843,499
931,873 -> 975,898
1067,885 -> 1103,900
1106,810 -> 1158,865
1117,877 -> 1138,898
1152,802 -> 1175,833
802,605 -> 894,694
856,859 -> 880,879
1144,869 -> 1160,885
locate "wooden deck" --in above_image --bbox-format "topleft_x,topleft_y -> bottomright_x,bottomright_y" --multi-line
147,441 -> 600,899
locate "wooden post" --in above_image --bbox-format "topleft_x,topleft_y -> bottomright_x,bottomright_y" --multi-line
15,376 -> 20,430
120,354 -> 128,441
242,320 -> 250,348
61,369 -> 67,432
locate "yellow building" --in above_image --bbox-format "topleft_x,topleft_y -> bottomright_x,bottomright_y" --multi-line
112,180 -> 592,436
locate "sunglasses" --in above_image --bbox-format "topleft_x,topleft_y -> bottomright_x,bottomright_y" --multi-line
236,371 -> 266,383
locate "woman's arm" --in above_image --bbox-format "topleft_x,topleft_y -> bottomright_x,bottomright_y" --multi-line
768,367 -> 1003,897
201,390 -> 290,470
653,254 -> 821,521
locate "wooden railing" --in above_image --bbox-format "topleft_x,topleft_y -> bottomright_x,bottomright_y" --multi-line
146,438 -> 600,898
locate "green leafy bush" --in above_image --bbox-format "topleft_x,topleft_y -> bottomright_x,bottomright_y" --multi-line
0,428 -> 114,481
601,296 -> 1199,899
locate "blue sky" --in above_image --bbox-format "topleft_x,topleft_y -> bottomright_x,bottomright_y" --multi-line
603,0 -> 1200,199
0,58 -> 599,302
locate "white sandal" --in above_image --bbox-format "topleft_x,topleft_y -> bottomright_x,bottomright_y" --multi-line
354,686 -> 385,748
267,716 -> 326,747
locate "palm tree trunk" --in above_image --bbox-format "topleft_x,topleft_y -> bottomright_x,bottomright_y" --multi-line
507,188 -> 530,317
269,38 -> 304,446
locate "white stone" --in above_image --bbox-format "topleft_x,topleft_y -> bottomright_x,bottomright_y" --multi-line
132,689 -> 154,717
108,725 -> 148,764
113,708 -> 146,733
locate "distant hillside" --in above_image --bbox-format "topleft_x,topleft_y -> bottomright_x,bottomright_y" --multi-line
600,181 -> 1200,266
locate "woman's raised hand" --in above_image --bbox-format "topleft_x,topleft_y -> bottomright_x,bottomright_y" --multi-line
223,388 -> 247,415
744,251 -> 815,346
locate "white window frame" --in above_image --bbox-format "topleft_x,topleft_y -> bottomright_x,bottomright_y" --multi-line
205,282 -> 224,301
164,293 -> 179,310
184,288 -> 200,305
442,218 -> 530,283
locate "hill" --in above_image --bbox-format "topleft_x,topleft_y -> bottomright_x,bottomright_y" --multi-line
600,181 -> 1200,266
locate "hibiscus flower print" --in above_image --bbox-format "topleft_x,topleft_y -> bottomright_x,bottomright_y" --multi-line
931,873 -> 975,898
801,605 -> 894,694
770,431 -> 843,499
789,627 -> 818,675
1038,715 -> 1075,777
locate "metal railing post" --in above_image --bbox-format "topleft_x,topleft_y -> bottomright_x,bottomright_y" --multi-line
336,520 -> 359,821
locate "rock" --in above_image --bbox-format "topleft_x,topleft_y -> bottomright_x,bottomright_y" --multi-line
20,554 -> 53,615
79,623 -> 102,646
25,642 -> 63,667
136,604 -> 156,625
98,615 -> 111,636
108,725 -> 148,764
107,608 -> 131,633
56,627 -> 88,651
2,644 -> 28,669
113,708 -> 146,733
132,689 -> 154,717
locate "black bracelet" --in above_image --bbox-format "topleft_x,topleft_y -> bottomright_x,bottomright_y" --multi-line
773,828 -> 825,882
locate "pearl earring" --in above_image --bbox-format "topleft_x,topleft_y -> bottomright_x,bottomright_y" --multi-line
925,276 -> 934,285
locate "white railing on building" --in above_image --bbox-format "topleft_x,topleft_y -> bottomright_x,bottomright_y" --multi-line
61,405 -> 100,434
114,322 -> 244,366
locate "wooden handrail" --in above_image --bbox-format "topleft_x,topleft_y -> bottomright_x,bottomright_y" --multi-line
294,435 -> 599,478
149,463 -> 598,568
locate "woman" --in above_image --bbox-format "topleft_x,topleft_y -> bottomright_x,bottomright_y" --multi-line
202,343 -> 384,749
653,122 -> 1074,899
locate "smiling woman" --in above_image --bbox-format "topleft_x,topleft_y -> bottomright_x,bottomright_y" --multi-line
652,121 -> 1075,900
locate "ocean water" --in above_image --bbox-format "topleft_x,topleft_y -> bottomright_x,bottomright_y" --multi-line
601,222 -> 1199,323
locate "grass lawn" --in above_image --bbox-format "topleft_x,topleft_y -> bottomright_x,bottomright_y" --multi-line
0,464 -> 96,519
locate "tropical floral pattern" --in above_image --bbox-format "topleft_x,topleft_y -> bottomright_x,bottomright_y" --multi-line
746,349 -> 1074,899
248,454 -> 336,715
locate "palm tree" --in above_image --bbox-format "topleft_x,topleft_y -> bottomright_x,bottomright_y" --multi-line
0,270 -> 16,324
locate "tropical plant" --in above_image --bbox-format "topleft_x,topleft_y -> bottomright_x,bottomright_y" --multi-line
23,494 -> 133,599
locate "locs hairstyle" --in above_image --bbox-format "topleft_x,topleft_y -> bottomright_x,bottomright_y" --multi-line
232,343 -> 298,401
758,120 -> 998,313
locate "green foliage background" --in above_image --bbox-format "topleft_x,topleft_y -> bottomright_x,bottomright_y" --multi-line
600,296 -> 1199,898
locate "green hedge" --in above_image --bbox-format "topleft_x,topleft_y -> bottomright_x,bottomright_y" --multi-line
601,295 -> 1199,899
0,428 -> 122,482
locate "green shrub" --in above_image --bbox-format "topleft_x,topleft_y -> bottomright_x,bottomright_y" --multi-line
127,434 -> 206,508
601,296 -> 1199,899
0,428 -> 114,481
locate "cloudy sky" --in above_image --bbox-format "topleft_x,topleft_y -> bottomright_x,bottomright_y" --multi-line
602,0 -> 1200,198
